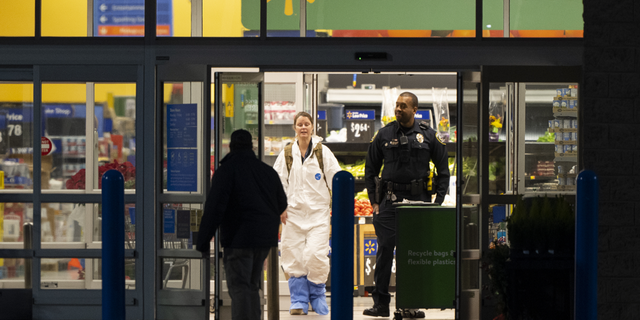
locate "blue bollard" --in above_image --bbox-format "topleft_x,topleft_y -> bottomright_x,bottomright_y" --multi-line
331,171 -> 354,320
575,170 -> 598,320
102,169 -> 125,320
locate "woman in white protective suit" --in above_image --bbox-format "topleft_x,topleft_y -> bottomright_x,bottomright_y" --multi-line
273,111 -> 342,315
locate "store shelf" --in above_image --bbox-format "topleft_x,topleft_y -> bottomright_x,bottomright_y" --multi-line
526,176 -> 557,181
553,109 -> 578,117
554,155 -> 577,162
265,120 -> 293,125
548,128 -> 577,133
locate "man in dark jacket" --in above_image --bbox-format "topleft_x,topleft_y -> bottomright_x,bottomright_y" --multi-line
197,129 -> 288,320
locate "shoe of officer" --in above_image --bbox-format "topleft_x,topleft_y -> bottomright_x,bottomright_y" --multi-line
363,304 -> 390,317
402,308 -> 425,318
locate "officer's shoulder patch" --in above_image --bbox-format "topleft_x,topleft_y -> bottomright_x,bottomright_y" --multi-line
419,121 -> 430,130
436,134 -> 446,145
370,130 -> 378,143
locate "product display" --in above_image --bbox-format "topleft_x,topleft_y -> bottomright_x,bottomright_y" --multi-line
524,84 -> 578,193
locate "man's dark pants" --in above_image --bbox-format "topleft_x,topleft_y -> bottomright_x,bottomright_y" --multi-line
223,247 -> 271,320
371,197 -> 396,307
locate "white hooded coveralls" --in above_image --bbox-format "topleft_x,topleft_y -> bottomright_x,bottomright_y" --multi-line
273,135 -> 342,285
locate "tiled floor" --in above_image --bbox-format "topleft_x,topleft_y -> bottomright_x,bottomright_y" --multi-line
211,296 -> 455,320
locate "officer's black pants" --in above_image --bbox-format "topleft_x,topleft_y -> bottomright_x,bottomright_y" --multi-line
371,197 -> 397,306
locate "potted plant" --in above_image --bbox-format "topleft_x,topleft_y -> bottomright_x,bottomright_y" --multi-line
506,195 -> 575,258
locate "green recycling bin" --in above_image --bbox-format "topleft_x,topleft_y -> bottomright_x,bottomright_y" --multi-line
395,205 -> 456,309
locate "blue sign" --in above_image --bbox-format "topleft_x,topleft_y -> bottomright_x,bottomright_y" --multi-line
94,0 -> 172,36
364,239 -> 377,255
4,107 -> 33,123
345,110 -> 375,120
167,104 -> 198,148
163,209 -> 175,233
317,110 -> 327,120
43,104 -> 74,118
415,110 -> 431,120
167,149 -> 198,192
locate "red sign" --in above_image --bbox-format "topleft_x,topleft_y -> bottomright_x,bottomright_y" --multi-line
41,137 -> 53,156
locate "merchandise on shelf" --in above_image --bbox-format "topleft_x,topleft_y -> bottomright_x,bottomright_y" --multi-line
264,136 -> 294,155
264,101 -> 296,122
488,91 -> 505,142
354,198 -> 373,216
339,160 -> 365,179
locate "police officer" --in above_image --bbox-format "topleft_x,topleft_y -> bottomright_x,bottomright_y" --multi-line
363,91 -> 450,318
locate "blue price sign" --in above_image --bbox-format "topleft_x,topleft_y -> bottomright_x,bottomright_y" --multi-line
345,110 -> 375,142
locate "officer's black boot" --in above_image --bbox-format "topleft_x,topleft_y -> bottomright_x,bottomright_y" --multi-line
363,304 -> 390,317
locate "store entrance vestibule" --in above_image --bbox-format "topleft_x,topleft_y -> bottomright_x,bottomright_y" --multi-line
203,69 -> 474,320
0,65 -> 580,320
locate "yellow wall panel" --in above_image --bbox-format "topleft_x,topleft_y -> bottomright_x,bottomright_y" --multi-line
0,1 -> 36,36
173,0 -> 192,36
42,0 -> 88,37
204,0 -> 245,37
0,84 -> 34,103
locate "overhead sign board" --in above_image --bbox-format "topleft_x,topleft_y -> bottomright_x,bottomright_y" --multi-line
94,0 -> 172,36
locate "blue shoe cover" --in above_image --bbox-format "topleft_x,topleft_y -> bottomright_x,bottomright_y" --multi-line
308,281 -> 329,315
288,276 -> 309,314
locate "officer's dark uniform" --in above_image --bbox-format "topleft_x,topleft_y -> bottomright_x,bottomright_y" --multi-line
364,119 -> 450,308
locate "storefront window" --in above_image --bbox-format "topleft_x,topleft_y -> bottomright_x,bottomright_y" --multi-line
40,258 -> 136,289
0,203 -> 31,247
160,203 -> 203,290
161,203 -> 202,250
42,83 -> 136,191
488,84 -> 508,195
523,83 -> 578,194
483,0 -> 583,38
0,83 -> 34,191
0,259 -> 29,286
0,1 -> 35,37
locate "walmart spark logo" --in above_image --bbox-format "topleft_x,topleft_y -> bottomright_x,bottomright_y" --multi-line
268,0 -> 315,16
364,239 -> 377,255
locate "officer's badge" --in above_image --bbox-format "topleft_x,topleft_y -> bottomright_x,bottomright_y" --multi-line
436,134 -> 446,145
416,133 -> 424,143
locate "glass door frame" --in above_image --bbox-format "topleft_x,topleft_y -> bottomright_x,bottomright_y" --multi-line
479,65 -> 582,316
212,70 -> 264,320
156,64 -> 210,320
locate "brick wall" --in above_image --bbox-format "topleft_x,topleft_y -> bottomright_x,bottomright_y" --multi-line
582,0 -> 640,318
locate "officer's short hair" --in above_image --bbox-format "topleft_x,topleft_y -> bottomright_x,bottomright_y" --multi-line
399,92 -> 418,108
